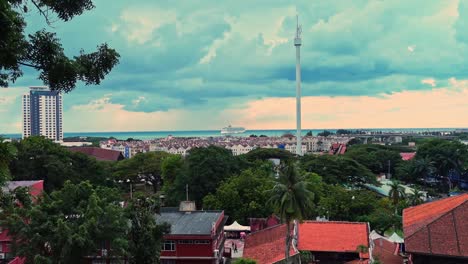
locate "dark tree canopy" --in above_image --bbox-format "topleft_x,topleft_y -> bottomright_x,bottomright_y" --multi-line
1,0 -> 119,92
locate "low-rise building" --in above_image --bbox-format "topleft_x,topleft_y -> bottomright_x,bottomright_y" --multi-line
243,221 -> 370,264
403,193 -> 468,264
156,201 -> 227,264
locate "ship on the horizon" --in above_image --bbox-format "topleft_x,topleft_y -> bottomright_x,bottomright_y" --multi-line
221,125 -> 246,134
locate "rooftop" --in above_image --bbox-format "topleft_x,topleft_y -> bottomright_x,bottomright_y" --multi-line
403,193 -> 468,237
298,221 -> 370,253
156,210 -> 224,235
1,180 -> 43,194
69,147 -> 124,161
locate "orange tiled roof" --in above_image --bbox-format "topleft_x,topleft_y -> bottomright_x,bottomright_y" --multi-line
403,194 -> 468,237
243,224 -> 296,264
399,152 -> 416,161
298,221 -> 369,252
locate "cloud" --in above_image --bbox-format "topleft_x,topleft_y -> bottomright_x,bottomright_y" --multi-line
421,78 -> 436,87
4,1 -> 468,132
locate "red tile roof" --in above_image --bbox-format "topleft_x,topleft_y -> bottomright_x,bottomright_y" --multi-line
403,194 -> 468,257
243,224 -> 296,264
298,221 -> 369,253
399,152 -> 416,161
69,147 -> 124,161
403,194 -> 468,237
244,221 -> 370,264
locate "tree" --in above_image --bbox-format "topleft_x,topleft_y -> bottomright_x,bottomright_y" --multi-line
301,155 -> 376,186
113,151 -> 171,193
10,136 -> 113,192
412,157 -> 436,179
317,130 -> 333,137
408,188 -> 424,206
0,138 -> 16,185
203,165 -> 275,224
388,180 -> 405,213
3,181 -> 129,264
126,193 -> 169,264
416,139 -> 468,176
269,162 -> 313,264
345,145 -> 402,175
182,146 -> 241,206
244,148 -> 293,161
1,0 -> 119,92
305,131 -> 313,137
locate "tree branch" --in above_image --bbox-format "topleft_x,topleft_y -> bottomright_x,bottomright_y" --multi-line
30,0 -> 54,26
18,61 -> 42,70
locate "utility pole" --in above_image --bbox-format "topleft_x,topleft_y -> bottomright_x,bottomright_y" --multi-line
295,15 -> 303,156
186,184 -> 189,201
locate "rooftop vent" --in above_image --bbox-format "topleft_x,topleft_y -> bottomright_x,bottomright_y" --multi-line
179,201 -> 196,213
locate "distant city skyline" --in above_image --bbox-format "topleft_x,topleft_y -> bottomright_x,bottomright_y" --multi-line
2,1 -> 468,133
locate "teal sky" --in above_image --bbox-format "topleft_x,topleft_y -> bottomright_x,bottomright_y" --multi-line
2,0 -> 468,133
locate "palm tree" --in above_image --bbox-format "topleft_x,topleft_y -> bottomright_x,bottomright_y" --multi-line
269,162 -> 313,264
408,188 -> 424,206
412,157 -> 436,179
388,180 -> 405,214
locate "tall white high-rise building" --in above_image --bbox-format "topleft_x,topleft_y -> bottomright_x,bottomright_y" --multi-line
22,86 -> 63,141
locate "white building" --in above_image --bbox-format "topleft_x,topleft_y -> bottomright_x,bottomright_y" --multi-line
22,86 -> 63,141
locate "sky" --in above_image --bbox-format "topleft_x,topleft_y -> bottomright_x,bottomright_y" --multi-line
2,0 -> 468,133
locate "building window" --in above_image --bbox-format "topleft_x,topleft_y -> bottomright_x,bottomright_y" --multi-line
162,240 -> 175,251
179,240 -> 194,244
194,240 -> 210,244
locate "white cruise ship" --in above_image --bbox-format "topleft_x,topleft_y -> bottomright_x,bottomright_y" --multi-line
221,125 -> 246,134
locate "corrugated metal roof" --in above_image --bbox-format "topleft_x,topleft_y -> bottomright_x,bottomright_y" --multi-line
155,211 -> 223,235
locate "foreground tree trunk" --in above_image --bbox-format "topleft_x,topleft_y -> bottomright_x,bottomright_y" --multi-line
285,220 -> 291,264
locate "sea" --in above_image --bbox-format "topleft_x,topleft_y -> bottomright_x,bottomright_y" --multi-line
0,128 -> 463,141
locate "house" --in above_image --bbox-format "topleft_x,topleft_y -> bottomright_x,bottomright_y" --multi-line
298,221 -> 370,263
156,201 -> 227,264
243,224 -> 298,264
369,231 -> 404,264
69,147 -> 125,161
403,193 -> 468,264
0,180 -> 44,263
244,221 -> 370,264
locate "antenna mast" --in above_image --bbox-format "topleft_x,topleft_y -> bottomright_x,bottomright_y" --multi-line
295,15 -> 303,156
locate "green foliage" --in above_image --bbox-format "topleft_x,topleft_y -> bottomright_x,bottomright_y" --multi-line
345,144 -> 402,175
359,198 -> 402,233
317,185 -> 377,221
416,138 -> 468,176
161,154 -> 184,185
180,146 -> 241,206
1,0 -> 119,91
305,131 -> 313,136
203,165 -> 275,224
408,187 -> 424,206
317,130 -> 333,137
299,251 -> 313,263
126,192 -> 170,264
112,151 -> 171,193
388,180 -> 406,208
3,181 -> 129,264
301,155 -> 376,186
0,138 -> 16,185
269,162 -> 314,263
233,258 -> 257,264
10,136 -> 113,191
243,147 -> 293,161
